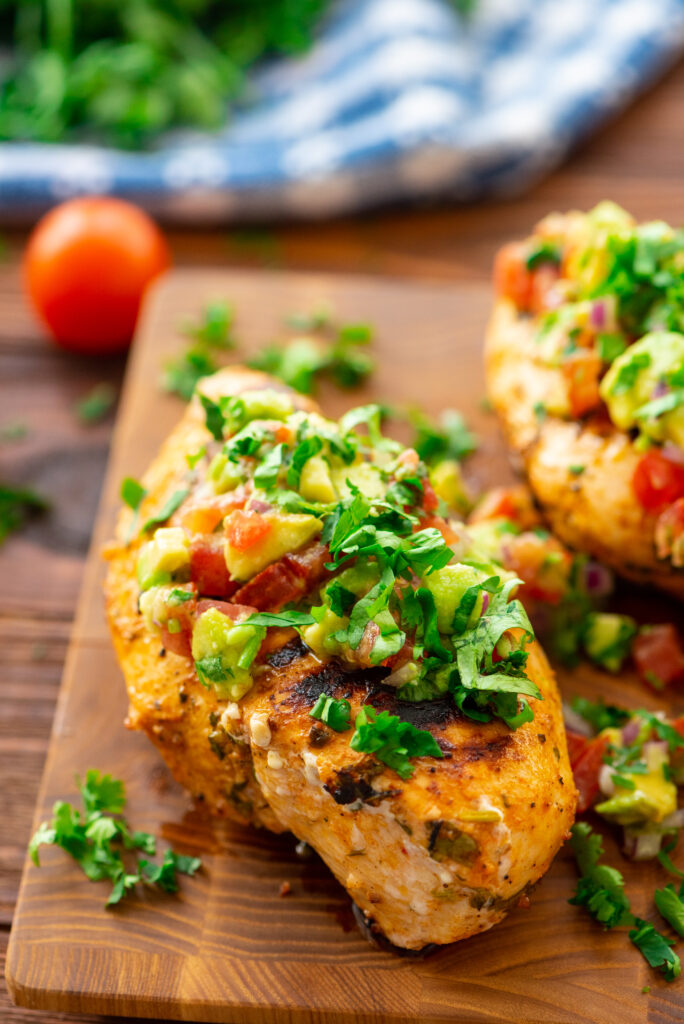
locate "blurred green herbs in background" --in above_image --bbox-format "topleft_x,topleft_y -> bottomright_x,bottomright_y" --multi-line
0,0 -> 476,147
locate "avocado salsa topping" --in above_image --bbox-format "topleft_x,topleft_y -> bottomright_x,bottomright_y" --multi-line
129,387 -> 540,778
495,202 -> 684,559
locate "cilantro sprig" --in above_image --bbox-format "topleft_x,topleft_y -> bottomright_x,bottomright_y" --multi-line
29,770 -> 201,907
248,318 -> 374,394
350,706 -> 443,780
570,822 -> 681,981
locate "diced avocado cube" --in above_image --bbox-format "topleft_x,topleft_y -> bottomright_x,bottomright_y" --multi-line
191,607 -> 265,700
583,612 -> 636,672
207,453 -> 244,494
224,510 -> 322,581
239,389 -> 293,423
596,743 -> 677,825
423,563 -> 489,634
430,459 -> 470,515
301,607 -> 347,660
137,527 -> 190,591
299,455 -> 337,503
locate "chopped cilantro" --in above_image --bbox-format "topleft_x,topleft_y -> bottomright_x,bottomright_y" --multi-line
28,770 -> 201,907
630,919 -> 681,981
596,334 -> 627,363
409,408 -> 478,465
525,240 -> 561,270
655,885 -> 684,937
0,483 -> 49,545
245,611 -> 316,628
287,436 -> 323,488
186,446 -> 207,470
570,696 -> 629,733
141,488 -> 190,534
199,393 -> 227,440
569,464 -> 585,476
635,388 -> 684,423
350,706 -> 443,779
310,694 -> 352,731
284,307 -> 332,331
248,320 -> 374,394
120,477 -> 147,511
609,352 -> 651,395
163,346 -> 218,401
75,382 -> 116,424
533,401 -> 547,422
569,822 -> 632,928
183,301 -> 234,349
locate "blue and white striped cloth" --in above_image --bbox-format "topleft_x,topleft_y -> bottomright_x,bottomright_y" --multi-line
1,0 -> 683,221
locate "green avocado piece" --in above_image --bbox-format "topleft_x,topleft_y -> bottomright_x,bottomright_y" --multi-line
583,612 -> 637,673
191,607 -> 265,700
422,563 -> 489,634
137,527 -> 190,591
599,332 -> 684,447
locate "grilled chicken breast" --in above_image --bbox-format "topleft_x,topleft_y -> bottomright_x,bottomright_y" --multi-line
486,299 -> 684,597
486,204 -> 684,599
105,366 -> 576,949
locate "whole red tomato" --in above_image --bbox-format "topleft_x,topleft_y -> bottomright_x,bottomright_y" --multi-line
23,197 -> 171,355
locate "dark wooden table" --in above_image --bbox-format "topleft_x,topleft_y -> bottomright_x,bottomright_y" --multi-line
3,58 -> 684,1024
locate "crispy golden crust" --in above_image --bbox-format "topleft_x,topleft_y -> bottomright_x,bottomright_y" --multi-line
486,300 -> 684,598
105,364 -> 576,948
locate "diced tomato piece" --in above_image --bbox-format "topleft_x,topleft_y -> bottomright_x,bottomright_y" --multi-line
633,624 -> 684,690
494,242 -> 534,310
633,449 -> 684,512
565,729 -> 590,766
225,509 -> 272,552
179,491 -> 245,534
418,513 -> 459,546
571,734 -> 610,813
469,485 -> 540,530
500,531 -> 572,605
422,479 -> 440,512
233,560 -> 301,612
655,497 -> 684,566
561,349 -> 602,418
190,535 -> 238,598
196,599 -> 257,621
161,625 -> 193,659
233,542 -> 331,612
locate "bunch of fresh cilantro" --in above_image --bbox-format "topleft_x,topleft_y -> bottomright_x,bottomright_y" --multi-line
29,770 -> 201,906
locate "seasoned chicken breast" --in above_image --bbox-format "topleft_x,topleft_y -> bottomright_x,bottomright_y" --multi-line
486,203 -> 684,598
105,366 -> 576,949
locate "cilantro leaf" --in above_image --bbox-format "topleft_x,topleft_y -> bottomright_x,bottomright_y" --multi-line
140,849 -> 201,894
310,694 -> 352,731
245,611 -> 316,628
570,696 -> 630,734
655,885 -> 684,937
568,822 -> 632,928
182,301 -> 234,349
199,393 -> 227,440
287,436 -> 323,488
630,918 -> 681,981
121,477 -> 147,511
0,483 -> 49,545
78,769 -> 126,815
350,706 -> 443,779
163,347 -> 218,401
75,382 -> 116,424
409,408 -> 478,465
141,488 -> 190,534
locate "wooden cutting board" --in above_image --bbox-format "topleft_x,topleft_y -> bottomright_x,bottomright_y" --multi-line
6,268 -> 684,1024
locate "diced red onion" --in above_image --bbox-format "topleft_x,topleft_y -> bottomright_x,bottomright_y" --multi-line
383,663 -> 419,688
621,719 -> 642,745
248,498 -> 272,513
481,592 -> 490,615
625,829 -> 663,861
590,300 -> 607,329
562,703 -> 593,737
598,764 -> 616,797
583,561 -> 614,597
